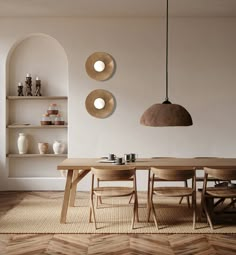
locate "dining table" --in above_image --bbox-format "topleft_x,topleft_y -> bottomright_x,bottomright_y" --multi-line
57,157 -> 236,223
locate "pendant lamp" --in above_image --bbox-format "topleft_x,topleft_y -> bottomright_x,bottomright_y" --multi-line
140,0 -> 193,127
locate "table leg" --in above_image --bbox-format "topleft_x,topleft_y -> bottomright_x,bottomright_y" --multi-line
69,169 -> 90,208
60,169 -> 73,223
147,169 -> 151,222
69,170 -> 79,207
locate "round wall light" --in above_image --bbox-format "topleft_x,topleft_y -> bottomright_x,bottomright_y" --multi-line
85,52 -> 115,81
85,89 -> 115,118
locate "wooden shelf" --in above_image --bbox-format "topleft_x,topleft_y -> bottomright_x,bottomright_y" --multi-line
7,154 -> 67,158
7,125 -> 68,129
7,96 -> 67,100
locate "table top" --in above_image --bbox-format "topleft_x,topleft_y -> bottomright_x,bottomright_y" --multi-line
57,157 -> 236,170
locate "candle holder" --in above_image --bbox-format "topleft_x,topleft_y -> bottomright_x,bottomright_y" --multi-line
17,82 -> 24,96
34,78 -> 42,96
25,74 -> 33,96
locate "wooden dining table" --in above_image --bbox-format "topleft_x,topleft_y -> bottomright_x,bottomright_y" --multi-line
57,157 -> 236,223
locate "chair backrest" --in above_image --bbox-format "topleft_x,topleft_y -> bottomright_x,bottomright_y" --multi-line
91,167 -> 135,181
151,167 -> 195,181
204,167 -> 236,181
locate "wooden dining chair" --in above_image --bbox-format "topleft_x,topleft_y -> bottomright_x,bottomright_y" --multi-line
194,157 -> 224,185
149,157 -> 190,207
194,157 -> 233,216
96,176 -> 134,207
200,167 -> 236,230
147,167 -> 196,230
89,167 -> 138,230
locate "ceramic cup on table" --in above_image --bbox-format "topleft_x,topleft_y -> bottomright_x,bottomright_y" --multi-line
115,157 -> 123,165
124,154 -> 131,163
130,153 -> 136,162
108,153 -> 115,161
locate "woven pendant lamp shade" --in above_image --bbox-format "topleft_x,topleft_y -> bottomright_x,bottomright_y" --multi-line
140,103 -> 193,127
140,0 -> 193,127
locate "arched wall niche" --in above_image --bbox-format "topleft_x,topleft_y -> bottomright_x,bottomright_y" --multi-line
6,33 -> 69,96
5,34 -> 69,188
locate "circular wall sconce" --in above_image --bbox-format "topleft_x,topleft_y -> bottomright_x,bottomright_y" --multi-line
85,89 -> 115,118
85,52 -> 115,81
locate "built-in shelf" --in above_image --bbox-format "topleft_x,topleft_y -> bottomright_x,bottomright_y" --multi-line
7,154 -> 67,158
6,35 -> 69,188
7,96 -> 67,100
7,125 -> 68,129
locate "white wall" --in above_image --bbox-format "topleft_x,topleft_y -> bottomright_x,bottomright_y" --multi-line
0,17 -> 236,190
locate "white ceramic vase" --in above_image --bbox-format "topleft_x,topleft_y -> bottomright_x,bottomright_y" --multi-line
17,133 -> 28,154
53,141 -> 65,154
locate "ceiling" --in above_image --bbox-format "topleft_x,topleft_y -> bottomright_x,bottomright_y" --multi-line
0,0 -> 236,17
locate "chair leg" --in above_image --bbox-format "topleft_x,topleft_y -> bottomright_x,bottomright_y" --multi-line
199,189 -> 205,222
89,205 -> 92,223
99,197 -> 102,204
131,194 -> 137,229
147,203 -> 151,222
179,181 -> 190,207
192,193 -> 196,230
89,193 -> 93,223
203,200 -> 214,230
147,208 -> 151,222
135,192 -> 139,222
131,201 -> 136,230
185,180 -> 190,208
147,188 -> 153,222
147,171 -> 152,222
151,200 -> 159,229
147,169 -> 151,209
96,179 -> 102,208
96,196 -> 99,209
179,196 -> 184,204
90,194 -> 97,230
96,196 -> 103,209
147,179 -> 155,222
128,194 -> 134,204
178,196 -> 190,208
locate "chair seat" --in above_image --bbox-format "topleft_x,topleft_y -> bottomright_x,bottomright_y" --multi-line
206,187 -> 236,198
94,187 -> 134,197
153,187 -> 194,197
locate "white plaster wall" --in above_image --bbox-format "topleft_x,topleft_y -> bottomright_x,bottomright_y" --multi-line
0,17 -> 236,190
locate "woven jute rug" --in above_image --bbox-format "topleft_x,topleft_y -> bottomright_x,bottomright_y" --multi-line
0,192 -> 235,234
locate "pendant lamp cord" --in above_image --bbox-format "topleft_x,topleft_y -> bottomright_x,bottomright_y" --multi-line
165,0 -> 169,102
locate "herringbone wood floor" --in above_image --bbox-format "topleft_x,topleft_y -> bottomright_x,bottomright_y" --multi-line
0,191 -> 236,255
